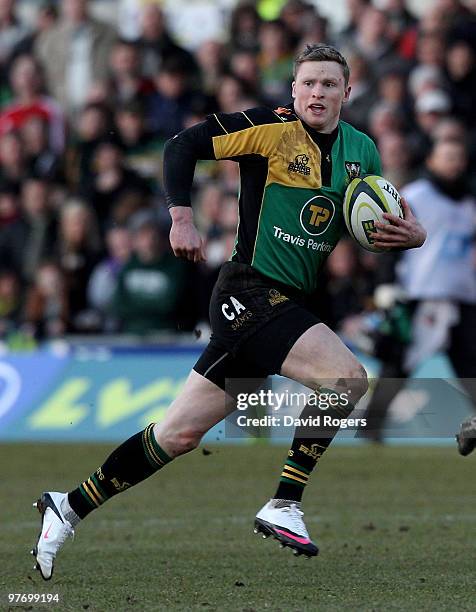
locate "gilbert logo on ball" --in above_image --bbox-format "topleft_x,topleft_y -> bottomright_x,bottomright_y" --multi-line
343,175 -> 403,252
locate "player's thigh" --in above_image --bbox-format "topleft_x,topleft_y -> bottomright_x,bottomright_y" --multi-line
155,369 -> 234,440
280,322 -> 367,394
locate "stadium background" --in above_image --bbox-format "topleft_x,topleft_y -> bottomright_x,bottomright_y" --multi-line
1,2 -> 475,610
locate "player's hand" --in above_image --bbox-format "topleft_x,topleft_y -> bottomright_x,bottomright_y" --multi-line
169,206 -> 206,262
370,197 -> 426,250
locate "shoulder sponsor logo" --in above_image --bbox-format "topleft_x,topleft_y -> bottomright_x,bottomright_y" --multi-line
288,153 -> 311,176
345,161 -> 361,179
299,195 -> 335,236
274,106 -> 293,116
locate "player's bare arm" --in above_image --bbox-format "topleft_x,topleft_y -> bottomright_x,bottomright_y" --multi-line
370,197 -> 427,250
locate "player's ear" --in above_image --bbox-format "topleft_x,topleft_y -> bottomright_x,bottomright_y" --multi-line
291,81 -> 296,98
343,85 -> 351,104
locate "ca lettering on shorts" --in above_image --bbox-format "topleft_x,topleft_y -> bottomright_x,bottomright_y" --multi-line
221,296 -> 247,321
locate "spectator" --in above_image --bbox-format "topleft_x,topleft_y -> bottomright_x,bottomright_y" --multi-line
0,269 -> 21,338
106,39 -> 156,108
147,58 -> 200,140
340,49 -> 376,133
0,54 -> 65,152
215,74 -> 252,114
114,101 -> 163,189
79,140 -> 151,233
0,181 -> 19,228
352,6 -> 397,63
229,50 -> 262,101
0,0 -> 29,92
258,20 -> 294,107
55,200 -> 101,329
196,40 -> 227,97
87,225 -> 132,328
12,1 -> 58,59
23,261 -> 69,339
280,0 -> 318,48
445,39 -> 476,128
112,210 -> 193,334
35,0 -> 117,113
68,102 -> 113,188
137,3 -> 197,80
0,176 -> 56,281
229,3 -> 261,53
0,131 -> 25,190
20,116 -> 62,182
378,130 -> 414,189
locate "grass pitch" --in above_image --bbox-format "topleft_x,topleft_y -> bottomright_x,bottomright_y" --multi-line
1,442 -> 475,611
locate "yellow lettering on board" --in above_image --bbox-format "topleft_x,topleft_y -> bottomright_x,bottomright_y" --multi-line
28,379 -> 91,429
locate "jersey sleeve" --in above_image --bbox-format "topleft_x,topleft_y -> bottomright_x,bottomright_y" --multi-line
211,110 -> 284,160
163,107 -> 286,208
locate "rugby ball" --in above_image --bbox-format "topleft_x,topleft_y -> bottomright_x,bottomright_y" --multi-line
343,175 -> 403,252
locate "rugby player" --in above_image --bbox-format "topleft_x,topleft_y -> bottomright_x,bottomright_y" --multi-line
31,44 -> 425,579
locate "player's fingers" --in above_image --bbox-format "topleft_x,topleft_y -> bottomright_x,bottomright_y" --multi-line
400,197 -> 413,220
381,213 -> 408,226
374,222 -> 406,235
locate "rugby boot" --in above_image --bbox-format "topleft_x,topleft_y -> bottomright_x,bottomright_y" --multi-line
31,492 -> 76,580
254,499 -> 319,557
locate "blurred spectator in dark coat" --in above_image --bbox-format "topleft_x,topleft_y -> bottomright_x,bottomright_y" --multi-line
445,39 -> 476,128
35,0 -> 117,113
106,39 -> 156,108
137,3 -> 197,79
67,102 -> 113,189
147,58 -> 202,140
0,176 -> 56,281
55,200 -> 101,328
79,140 -> 151,234
114,101 -> 163,191
21,116 -> 62,183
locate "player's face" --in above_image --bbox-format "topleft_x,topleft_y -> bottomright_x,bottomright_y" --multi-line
292,61 -> 351,133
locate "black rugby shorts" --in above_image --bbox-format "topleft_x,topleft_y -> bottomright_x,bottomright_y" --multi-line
194,262 -> 320,391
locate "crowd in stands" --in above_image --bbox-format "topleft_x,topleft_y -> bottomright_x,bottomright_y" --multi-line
0,0 -> 475,345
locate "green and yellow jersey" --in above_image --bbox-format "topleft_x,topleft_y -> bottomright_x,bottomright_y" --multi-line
164,104 -> 382,295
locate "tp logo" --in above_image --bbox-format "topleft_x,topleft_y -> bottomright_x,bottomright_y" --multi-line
300,195 -> 335,236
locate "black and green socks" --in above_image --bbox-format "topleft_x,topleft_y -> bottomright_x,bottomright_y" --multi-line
68,423 -> 172,519
274,391 -> 354,503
